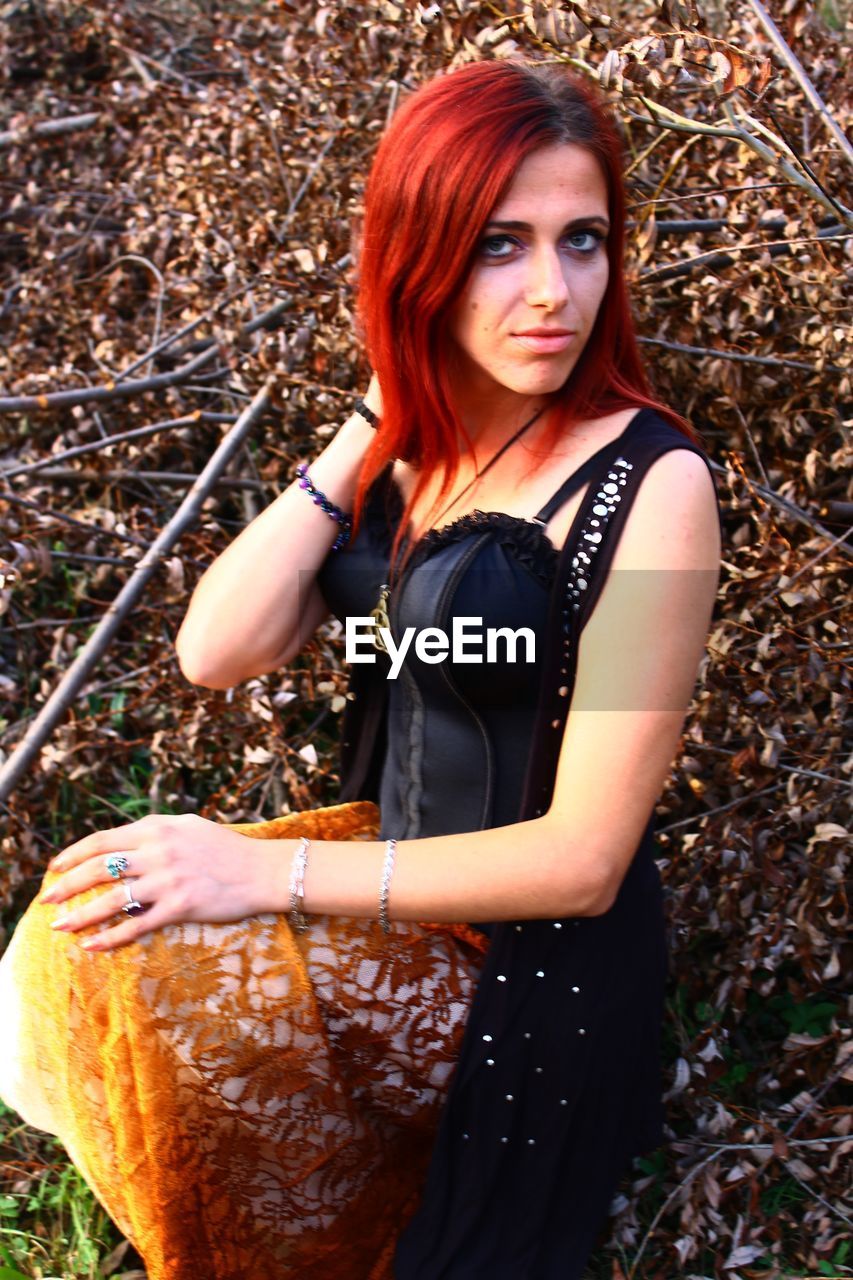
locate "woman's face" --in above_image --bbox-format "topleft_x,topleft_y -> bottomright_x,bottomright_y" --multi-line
448,143 -> 610,418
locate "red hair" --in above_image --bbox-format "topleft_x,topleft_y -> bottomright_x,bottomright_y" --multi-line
351,59 -> 696,579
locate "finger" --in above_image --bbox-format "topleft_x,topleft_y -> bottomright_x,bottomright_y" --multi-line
39,851 -> 138,906
49,876 -> 155,935
79,898 -> 174,953
49,818 -> 153,873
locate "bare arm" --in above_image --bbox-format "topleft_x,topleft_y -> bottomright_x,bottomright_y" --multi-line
284,450 -> 721,924
44,446 -> 722,947
175,386 -> 380,689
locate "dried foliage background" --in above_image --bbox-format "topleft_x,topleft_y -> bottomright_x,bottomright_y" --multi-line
0,1 -> 850,1277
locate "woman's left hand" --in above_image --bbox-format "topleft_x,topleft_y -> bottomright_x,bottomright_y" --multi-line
37,814 -> 282,952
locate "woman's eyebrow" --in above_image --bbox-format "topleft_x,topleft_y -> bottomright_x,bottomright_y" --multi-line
485,217 -> 610,233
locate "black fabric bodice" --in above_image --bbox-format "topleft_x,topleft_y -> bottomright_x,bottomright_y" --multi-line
318,473 -> 560,848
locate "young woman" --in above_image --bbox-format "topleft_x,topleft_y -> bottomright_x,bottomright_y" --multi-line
1,59 -> 722,1278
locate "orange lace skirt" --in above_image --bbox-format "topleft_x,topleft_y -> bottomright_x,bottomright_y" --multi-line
0,801 -> 489,1279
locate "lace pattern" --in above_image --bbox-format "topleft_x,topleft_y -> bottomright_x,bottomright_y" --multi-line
0,802 -> 489,1280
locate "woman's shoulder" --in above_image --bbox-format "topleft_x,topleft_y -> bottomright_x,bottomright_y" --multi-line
617,416 -> 722,566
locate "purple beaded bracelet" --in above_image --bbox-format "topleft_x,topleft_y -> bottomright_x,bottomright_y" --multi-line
295,463 -> 352,551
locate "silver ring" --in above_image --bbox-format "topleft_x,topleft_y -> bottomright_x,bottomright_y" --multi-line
106,854 -> 130,880
121,879 -> 146,917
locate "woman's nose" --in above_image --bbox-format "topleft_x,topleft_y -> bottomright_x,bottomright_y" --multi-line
525,247 -> 570,310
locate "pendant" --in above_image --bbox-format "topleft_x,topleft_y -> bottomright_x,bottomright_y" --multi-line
370,582 -> 390,654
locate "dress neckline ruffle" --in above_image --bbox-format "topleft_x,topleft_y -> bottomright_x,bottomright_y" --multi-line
363,467 -> 559,588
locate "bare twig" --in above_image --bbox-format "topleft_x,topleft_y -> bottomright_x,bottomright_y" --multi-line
0,346 -> 219,413
0,113 -> 101,149
0,489 -> 208,562
0,381 -> 272,803
21,467 -> 263,491
690,742 -> 849,787
0,413 -> 226,480
628,181 -> 804,210
99,255 -> 166,378
722,100 -> 853,226
626,1134 -> 853,1278
639,223 -> 850,283
50,551 -> 139,567
119,296 -> 290,377
229,48 -> 293,216
629,96 -> 853,226
824,500 -> 853,523
705,458 -> 853,556
120,45 -> 197,96
746,0 -> 853,167
784,1050 -> 853,1137
655,780 -> 788,835
636,334 -> 848,376
728,100 -> 851,224
751,522 -> 853,613
277,128 -> 340,239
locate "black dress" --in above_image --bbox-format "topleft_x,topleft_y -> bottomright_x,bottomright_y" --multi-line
317,407 -> 721,1279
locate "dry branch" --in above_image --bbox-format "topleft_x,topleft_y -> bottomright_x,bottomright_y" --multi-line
639,222 -> 850,283
636,334 -> 848,376
0,381 -> 272,803
0,112 -> 101,149
746,0 -> 853,167
705,459 -> 851,556
0,348 -> 220,413
0,414 -> 213,480
20,467 -> 263,491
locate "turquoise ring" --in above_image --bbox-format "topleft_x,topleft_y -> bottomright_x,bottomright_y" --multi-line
106,854 -> 130,880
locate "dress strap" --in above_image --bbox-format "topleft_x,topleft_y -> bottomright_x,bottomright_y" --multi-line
516,408 -> 720,826
531,407 -> 655,526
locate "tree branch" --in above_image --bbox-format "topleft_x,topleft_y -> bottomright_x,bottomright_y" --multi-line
0,381 -> 272,803
705,457 -> 853,558
0,414 -> 215,480
746,0 -> 853,168
0,347 -> 220,413
0,112 -> 101,149
638,221 -> 849,282
636,334 -> 848,376
19,467 -> 263,491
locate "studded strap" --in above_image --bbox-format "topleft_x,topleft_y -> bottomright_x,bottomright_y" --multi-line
517,437 -> 640,823
518,414 -> 718,825
562,450 -> 635,625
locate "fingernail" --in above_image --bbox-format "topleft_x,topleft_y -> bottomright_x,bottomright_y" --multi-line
49,857 -> 65,872
50,916 -> 71,931
39,889 -> 56,903
80,938 -> 100,951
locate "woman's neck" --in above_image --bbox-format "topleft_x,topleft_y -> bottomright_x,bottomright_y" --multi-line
455,394 -> 552,463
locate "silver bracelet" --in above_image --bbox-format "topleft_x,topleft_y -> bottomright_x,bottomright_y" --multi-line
288,836 -> 311,933
379,838 -> 397,934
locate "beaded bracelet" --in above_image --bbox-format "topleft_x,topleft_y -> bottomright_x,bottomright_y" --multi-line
354,397 -> 380,429
379,838 -> 397,934
295,462 -> 352,551
288,836 -> 311,933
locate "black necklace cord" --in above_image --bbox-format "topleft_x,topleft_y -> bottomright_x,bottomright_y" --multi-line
371,401 -> 548,637
427,404 -> 548,535
388,400 -> 549,589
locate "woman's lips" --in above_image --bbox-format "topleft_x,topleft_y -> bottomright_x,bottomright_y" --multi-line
512,331 -> 576,354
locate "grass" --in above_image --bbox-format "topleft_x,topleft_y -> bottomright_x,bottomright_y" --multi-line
0,1101 -> 137,1279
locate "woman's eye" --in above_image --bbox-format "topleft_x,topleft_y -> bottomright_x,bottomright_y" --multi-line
566,229 -> 604,254
479,235 -> 518,260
